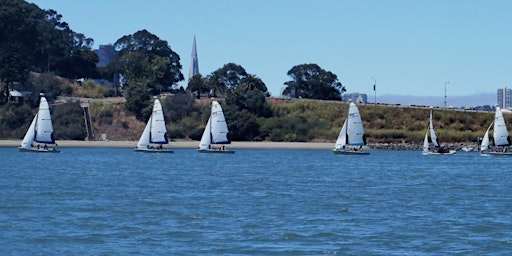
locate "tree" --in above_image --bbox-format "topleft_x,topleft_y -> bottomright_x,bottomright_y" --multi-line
113,29 -> 184,92
187,74 -> 208,99
0,1 -> 97,103
111,30 -> 184,118
0,0 -> 45,103
237,75 -> 269,96
211,63 -> 248,92
282,63 -> 346,100
206,72 -> 227,97
226,89 -> 273,118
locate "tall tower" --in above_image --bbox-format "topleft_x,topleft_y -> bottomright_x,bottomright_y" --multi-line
188,35 -> 199,80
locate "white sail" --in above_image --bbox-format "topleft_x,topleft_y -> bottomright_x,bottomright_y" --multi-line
149,99 -> 168,144
20,114 -> 37,149
210,101 -> 230,144
346,102 -> 366,146
136,115 -> 152,149
429,109 -> 439,147
423,130 -> 430,153
493,106 -> 510,146
334,119 -> 348,149
136,99 -> 168,149
198,117 -> 212,150
480,122 -> 493,152
34,96 -> 55,144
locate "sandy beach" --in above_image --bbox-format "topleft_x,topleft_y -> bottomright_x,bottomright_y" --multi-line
0,140 -> 334,149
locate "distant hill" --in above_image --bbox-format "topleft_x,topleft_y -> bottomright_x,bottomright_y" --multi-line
377,93 -> 496,109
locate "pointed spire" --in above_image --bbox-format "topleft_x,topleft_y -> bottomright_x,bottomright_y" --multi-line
188,35 -> 199,80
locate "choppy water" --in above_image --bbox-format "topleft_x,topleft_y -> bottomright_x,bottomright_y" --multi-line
1,147 -> 511,255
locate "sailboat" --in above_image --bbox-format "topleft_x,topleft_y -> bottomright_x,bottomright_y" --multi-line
480,106 -> 512,156
422,109 -> 456,155
198,100 -> 234,154
333,102 -> 369,155
135,98 -> 173,153
19,93 -> 60,153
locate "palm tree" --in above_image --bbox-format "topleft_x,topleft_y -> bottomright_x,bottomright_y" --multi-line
186,74 -> 207,99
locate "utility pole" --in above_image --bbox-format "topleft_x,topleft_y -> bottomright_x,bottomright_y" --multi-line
444,81 -> 450,108
372,77 -> 376,104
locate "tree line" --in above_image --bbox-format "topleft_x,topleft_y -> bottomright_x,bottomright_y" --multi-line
0,1 -> 348,120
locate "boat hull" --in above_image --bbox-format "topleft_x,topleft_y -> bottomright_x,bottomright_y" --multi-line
480,151 -> 512,156
333,149 -> 369,155
422,150 -> 456,155
134,148 -> 174,153
197,149 -> 235,154
18,147 -> 60,153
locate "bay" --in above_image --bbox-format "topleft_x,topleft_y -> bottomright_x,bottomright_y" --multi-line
0,147 -> 511,255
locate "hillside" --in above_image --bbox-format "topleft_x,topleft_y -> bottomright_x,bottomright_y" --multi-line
83,97 -> 496,145
1,74 -> 499,144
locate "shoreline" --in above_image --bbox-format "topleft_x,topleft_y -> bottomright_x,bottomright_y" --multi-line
0,140 -> 335,150
0,140 -> 477,151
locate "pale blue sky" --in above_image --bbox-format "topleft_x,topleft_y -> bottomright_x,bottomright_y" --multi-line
29,0 -> 512,102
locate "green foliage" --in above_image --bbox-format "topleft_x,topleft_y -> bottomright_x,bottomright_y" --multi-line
0,102 -> 34,139
52,101 -> 87,140
237,75 -> 269,95
186,74 -> 208,99
225,89 -> 273,118
224,107 -> 260,141
26,72 -> 62,106
282,63 -> 345,100
112,29 -> 184,92
0,1 -> 97,103
124,81 -> 151,121
210,63 -> 248,91
75,80 -> 111,98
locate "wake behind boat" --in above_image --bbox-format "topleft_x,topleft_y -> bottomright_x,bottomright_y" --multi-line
134,98 -> 173,153
480,106 -> 512,156
422,108 -> 456,155
333,102 -> 369,155
19,93 -> 60,153
198,100 -> 234,154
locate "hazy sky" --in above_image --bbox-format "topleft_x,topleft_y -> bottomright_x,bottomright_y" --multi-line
29,0 -> 512,100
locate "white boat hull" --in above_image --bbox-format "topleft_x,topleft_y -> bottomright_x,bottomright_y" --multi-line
333,149 -> 369,155
197,149 -> 235,154
422,150 -> 456,155
480,151 -> 512,156
18,147 -> 60,153
134,148 -> 173,153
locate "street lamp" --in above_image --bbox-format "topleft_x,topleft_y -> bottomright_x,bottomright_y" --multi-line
372,77 -> 376,104
444,81 -> 450,108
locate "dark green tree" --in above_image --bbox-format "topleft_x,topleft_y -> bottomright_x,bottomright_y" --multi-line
124,81 -> 152,121
283,63 -> 345,100
211,63 -> 248,91
26,72 -> 62,107
206,72 -> 227,97
187,74 -> 208,99
0,0 -> 44,103
52,101 -> 87,140
111,30 -> 184,119
0,1 -> 97,103
113,29 -> 184,93
237,75 -> 269,95
226,89 -> 273,118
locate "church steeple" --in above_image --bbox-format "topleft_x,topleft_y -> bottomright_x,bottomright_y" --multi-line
188,35 -> 199,80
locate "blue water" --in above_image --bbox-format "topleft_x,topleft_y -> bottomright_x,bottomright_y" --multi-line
1,147 -> 511,255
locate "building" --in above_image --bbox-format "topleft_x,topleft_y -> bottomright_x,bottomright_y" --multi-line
188,36 -> 199,80
96,44 -> 115,67
497,87 -> 512,109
